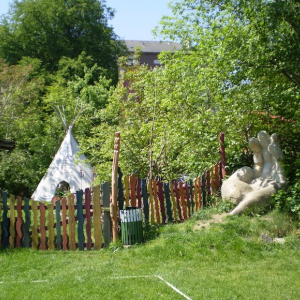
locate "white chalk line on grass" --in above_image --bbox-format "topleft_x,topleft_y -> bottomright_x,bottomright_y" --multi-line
0,280 -> 48,284
156,275 -> 192,300
0,276 -> 193,300
111,275 -> 192,300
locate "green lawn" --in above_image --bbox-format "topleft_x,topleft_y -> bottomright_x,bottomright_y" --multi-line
1,209 -> 300,299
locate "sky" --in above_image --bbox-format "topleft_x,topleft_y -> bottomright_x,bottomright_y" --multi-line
0,0 -> 172,41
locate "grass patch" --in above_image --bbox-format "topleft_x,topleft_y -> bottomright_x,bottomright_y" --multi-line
1,208 -> 300,299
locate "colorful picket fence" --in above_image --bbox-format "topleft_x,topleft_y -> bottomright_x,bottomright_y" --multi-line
0,131 -> 226,249
118,161 -> 224,225
0,162 -> 223,250
0,184 -> 114,250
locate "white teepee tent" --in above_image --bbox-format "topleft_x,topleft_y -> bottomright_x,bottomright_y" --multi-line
31,127 -> 93,202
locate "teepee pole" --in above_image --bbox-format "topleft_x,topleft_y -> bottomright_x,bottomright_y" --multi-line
112,132 -> 120,243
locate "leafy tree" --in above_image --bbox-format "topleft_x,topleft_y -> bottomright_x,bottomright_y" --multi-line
83,0 -> 300,184
82,52 -> 229,183
0,0 -> 127,83
0,58 -> 52,196
155,0 -> 300,163
0,59 -> 33,138
0,55 -> 112,196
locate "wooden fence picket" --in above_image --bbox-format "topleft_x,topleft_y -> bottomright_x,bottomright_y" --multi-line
141,178 -> 149,224
129,174 -> 137,207
93,185 -> 102,250
214,163 -> 220,193
185,183 -> 191,218
157,181 -> 166,224
189,180 -> 194,214
48,203 -> 55,250
118,169 -> 125,210
16,196 -> 23,248
152,180 -> 160,224
85,188 -> 92,250
219,161 -> 223,185
197,177 -> 202,210
174,181 -> 183,221
178,182 -> 187,220
9,195 -> 15,248
210,166 -> 216,196
102,182 -> 111,247
2,192 -> 9,248
123,175 -> 130,207
55,200 -> 62,250
147,179 -> 155,225
61,197 -> 68,251
23,198 -> 30,248
206,170 -> 211,200
136,177 -> 142,208
169,182 -> 177,222
76,190 -> 84,251
193,178 -> 199,212
68,194 -> 76,251
163,183 -> 173,222
201,174 -> 206,207
31,201 -> 38,250
39,202 -> 47,250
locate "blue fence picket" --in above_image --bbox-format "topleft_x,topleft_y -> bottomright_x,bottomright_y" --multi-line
22,198 -> 31,248
141,179 -> 149,223
163,183 -> 173,222
76,190 -> 85,250
102,182 -> 111,247
55,200 -> 62,250
2,191 -> 9,248
189,180 -> 194,214
118,168 -> 124,210
201,173 -> 206,208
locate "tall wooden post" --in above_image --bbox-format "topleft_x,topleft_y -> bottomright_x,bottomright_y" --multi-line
219,132 -> 226,179
112,132 -> 120,243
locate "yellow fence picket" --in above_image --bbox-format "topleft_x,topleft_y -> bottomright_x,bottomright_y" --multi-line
147,179 -> 155,225
123,175 -> 130,207
152,180 -> 160,224
129,174 -> 137,207
93,185 -> 102,250
39,202 -> 46,250
178,182 -> 188,220
68,194 -> 76,251
31,200 -> 38,250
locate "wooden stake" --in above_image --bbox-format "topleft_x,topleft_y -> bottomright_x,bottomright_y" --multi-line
112,132 -> 120,243
219,132 -> 226,179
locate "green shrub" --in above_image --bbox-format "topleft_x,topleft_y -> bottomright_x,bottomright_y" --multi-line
272,177 -> 300,222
